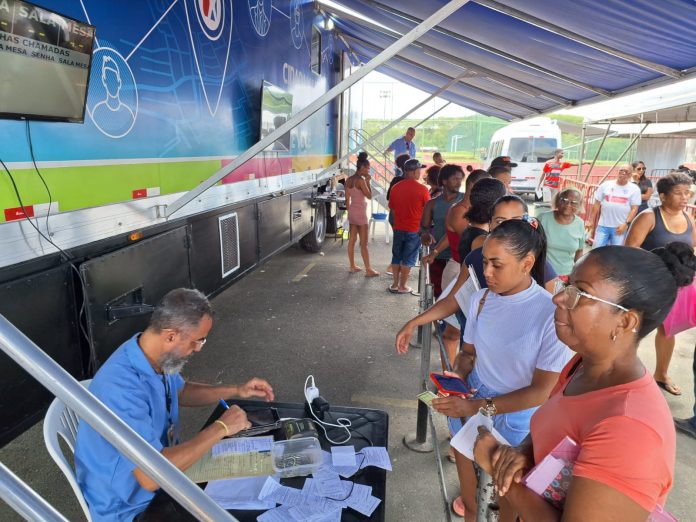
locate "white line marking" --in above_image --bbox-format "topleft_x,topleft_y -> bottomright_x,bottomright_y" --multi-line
126,0 -> 180,62
292,262 -> 316,282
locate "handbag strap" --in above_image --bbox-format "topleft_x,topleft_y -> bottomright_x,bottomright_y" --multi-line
476,289 -> 490,319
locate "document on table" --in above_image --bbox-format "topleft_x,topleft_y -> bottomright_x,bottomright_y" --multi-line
211,435 -> 273,457
184,449 -> 273,483
331,445 -> 356,467
454,265 -> 481,317
358,447 -> 392,471
204,476 -> 277,510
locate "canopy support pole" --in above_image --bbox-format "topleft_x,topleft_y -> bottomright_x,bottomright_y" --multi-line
582,122 -> 612,183
320,74 -> 467,177
596,123 -> 649,185
576,124 -> 586,176
473,0 -> 682,78
164,0 -> 472,218
358,0 -> 611,96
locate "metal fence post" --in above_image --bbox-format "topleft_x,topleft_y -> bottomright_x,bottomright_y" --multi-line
404,247 -> 434,452
409,246 -> 429,348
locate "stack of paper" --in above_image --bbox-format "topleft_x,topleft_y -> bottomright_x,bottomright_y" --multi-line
186,436 -> 274,483
253,446 -> 392,521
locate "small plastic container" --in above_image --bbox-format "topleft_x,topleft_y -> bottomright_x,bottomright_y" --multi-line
271,437 -> 322,478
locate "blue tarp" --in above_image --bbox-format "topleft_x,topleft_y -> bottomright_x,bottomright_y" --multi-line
328,0 -> 696,120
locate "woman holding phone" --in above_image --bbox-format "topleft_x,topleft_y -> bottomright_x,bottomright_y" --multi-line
420,219 -> 572,518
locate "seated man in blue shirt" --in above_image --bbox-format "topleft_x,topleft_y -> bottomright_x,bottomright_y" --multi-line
74,288 -> 274,521
386,127 -> 416,159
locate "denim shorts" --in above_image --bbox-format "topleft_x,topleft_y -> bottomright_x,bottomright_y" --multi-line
391,230 -> 420,267
447,367 -> 536,447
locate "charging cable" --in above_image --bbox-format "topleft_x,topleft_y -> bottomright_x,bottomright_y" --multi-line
304,375 -> 352,445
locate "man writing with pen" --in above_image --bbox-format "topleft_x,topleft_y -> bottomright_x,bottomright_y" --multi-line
74,288 -> 274,522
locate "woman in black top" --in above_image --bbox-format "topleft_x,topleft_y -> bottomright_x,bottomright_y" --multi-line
632,160 -> 654,213
626,171 -> 696,396
458,178 -> 507,262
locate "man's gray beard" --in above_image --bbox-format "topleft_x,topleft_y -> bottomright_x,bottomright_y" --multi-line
159,353 -> 192,375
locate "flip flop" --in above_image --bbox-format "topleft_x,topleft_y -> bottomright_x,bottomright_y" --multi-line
365,270 -> 380,278
397,287 -> 413,294
447,447 -> 456,463
451,496 -> 465,517
656,380 -> 682,396
388,285 -> 399,293
348,267 -> 363,273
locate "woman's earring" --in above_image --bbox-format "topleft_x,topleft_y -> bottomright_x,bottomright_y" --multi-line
611,333 -> 617,342
631,328 -> 638,333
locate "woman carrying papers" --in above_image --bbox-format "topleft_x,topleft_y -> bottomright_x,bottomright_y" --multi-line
397,218 -> 572,519
473,245 -> 693,521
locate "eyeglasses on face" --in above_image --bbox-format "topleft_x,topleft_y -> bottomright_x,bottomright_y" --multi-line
558,197 -> 581,207
193,337 -> 207,347
554,282 -> 628,312
636,167 -> 646,171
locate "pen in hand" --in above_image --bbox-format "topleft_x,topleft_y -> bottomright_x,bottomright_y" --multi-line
219,399 -> 229,410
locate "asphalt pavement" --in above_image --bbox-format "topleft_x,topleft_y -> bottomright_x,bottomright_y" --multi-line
1,228 -> 695,521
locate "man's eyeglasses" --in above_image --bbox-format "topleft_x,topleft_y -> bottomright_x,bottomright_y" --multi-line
554,282 -> 628,312
193,338 -> 207,347
558,197 -> 581,207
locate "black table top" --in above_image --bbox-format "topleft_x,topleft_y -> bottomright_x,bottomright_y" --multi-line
142,400 -> 389,522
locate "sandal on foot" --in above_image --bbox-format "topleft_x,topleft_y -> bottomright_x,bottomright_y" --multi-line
451,496 -> 465,517
656,380 -> 682,396
388,285 -> 399,293
397,287 -> 413,294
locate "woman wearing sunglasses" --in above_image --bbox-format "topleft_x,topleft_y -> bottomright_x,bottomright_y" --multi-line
632,160 -> 654,213
473,244 -> 692,521
427,218 -> 572,518
538,188 -> 586,276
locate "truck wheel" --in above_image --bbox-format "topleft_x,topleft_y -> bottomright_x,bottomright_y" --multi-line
300,202 -> 326,252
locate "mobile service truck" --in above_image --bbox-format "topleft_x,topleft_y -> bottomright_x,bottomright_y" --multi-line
0,0 -> 347,444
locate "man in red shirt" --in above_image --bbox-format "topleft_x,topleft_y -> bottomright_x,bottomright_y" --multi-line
388,159 -> 430,293
538,149 -> 586,205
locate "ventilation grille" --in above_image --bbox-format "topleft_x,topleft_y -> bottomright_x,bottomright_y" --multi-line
218,212 -> 240,278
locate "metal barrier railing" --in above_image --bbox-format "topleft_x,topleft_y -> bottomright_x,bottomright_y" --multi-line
404,246 -> 434,453
0,462 -> 69,522
0,314 -> 237,522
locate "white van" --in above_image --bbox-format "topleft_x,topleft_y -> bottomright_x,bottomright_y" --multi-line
484,117 -> 562,198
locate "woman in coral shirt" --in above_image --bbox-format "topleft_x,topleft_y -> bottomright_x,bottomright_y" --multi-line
473,244 -> 693,521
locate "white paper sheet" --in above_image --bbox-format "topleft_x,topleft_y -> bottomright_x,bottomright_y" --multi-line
331,445 -> 356,467
358,447 -> 392,471
454,265 -> 482,317
257,506 -> 293,522
204,475 -> 277,510
449,411 -> 510,461
211,435 -> 273,458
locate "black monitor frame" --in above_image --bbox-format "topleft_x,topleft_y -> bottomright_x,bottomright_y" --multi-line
0,0 -> 96,123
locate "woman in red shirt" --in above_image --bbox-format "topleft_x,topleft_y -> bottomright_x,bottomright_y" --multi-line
473,244 -> 695,521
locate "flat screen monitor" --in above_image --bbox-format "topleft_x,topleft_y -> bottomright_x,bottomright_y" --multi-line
0,0 -> 96,123
260,80 -> 293,152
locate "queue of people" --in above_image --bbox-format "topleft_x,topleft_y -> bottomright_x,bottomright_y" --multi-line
393,157 -> 696,520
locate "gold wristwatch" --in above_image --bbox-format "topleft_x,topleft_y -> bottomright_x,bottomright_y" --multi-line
481,397 -> 497,417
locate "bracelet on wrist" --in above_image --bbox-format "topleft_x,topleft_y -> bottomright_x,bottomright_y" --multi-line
214,419 -> 229,436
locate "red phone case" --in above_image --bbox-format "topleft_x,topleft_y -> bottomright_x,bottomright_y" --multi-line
429,372 -> 471,397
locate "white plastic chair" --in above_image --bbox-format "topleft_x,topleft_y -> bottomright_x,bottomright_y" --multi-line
43,379 -> 93,522
369,213 -> 391,244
